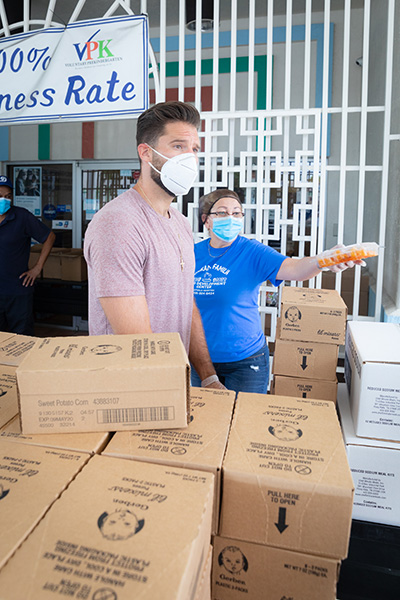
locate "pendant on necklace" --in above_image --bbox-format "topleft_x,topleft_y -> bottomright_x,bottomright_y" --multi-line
180,256 -> 185,272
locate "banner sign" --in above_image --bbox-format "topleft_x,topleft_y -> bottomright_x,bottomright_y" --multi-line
0,15 -> 148,125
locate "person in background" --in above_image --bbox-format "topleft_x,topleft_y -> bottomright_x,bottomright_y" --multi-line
0,175 -> 55,335
84,101 -> 224,390
192,188 -> 365,394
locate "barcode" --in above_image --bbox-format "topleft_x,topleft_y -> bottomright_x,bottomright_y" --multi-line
97,406 -> 175,424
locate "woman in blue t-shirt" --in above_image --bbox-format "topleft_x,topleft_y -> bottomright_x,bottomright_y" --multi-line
192,189 -> 364,394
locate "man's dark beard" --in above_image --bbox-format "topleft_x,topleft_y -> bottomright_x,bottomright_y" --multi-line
150,155 -> 176,198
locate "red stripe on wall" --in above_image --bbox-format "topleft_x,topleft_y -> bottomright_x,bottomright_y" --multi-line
82,122 -> 95,159
149,87 -> 213,112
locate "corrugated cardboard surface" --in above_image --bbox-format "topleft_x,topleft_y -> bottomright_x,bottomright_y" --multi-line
195,544 -> 212,600
60,249 -> 88,281
33,247 -> 88,281
0,365 -> 18,429
345,321 -> 400,442
338,383 -> 400,527
211,535 -> 340,600
272,375 -> 338,403
0,333 -> 37,366
219,393 -> 354,559
280,287 -> 347,345
272,339 -> 339,381
0,455 -> 214,600
0,416 -> 110,454
17,333 -> 190,434
0,440 -> 89,570
102,387 -> 236,534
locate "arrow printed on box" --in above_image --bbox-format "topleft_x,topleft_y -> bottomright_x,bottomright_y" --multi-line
300,356 -> 308,370
275,507 -> 289,534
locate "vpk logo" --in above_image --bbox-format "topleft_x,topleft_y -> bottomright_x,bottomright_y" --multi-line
73,29 -> 114,61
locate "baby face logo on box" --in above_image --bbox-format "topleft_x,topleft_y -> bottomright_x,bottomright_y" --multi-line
285,306 -> 302,323
90,344 -> 122,355
97,509 -> 144,541
218,546 -> 248,575
268,424 -> 303,442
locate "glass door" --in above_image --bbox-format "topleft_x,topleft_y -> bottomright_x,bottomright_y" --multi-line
78,162 -> 141,246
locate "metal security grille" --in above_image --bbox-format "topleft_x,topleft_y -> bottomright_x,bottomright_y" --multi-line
1,0 -> 398,330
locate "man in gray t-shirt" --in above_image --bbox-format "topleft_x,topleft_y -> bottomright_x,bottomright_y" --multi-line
84,101 -> 224,390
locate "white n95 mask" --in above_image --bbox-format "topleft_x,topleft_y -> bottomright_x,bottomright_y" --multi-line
148,146 -> 198,196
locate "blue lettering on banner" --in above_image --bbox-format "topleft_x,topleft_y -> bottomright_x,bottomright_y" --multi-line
0,15 -> 148,125
64,71 -> 135,106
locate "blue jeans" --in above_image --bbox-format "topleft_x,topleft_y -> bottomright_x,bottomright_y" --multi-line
191,342 -> 270,394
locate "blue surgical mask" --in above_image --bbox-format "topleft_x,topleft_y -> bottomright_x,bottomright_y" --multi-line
212,216 -> 243,242
0,198 -> 11,215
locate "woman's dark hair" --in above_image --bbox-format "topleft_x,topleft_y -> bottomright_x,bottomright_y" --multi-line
199,188 -> 242,217
136,101 -> 201,147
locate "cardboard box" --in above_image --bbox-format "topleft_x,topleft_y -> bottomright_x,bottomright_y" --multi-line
36,247 -> 88,281
0,333 -> 37,366
28,243 -> 43,272
0,455 -> 214,600
60,248 -> 88,281
219,393 -> 354,559
102,387 -> 236,533
272,339 -> 338,381
0,366 -> 18,429
42,247 -> 64,279
0,439 -> 89,569
338,383 -> 400,527
211,535 -> 340,600
279,287 -> 347,345
272,375 -> 338,403
196,544 -> 212,600
17,333 -> 190,434
1,416 -> 110,455
345,321 -> 400,442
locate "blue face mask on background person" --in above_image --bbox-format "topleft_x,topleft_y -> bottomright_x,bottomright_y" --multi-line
212,216 -> 244,242
0,198 -> 11,215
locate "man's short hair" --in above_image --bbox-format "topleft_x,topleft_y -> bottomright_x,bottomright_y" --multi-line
199,188 -> 242,217
136,101 -> 201,148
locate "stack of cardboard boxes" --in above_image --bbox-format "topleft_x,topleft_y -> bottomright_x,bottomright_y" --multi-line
337,322 -> 400,598
211,392 -> 354,599
0,331 -> 237,599
271,286 -> 348,403
29,245 -> 87,281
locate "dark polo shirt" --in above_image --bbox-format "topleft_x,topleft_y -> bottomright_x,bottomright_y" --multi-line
0,206 -> 51,295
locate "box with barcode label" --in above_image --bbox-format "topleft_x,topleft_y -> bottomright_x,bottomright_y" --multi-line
16,333 -> 190,434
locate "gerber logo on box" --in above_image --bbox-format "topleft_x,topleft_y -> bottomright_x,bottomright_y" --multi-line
212,535 -> 340,600
279,287 -> 347,345
17,333 -> 190,434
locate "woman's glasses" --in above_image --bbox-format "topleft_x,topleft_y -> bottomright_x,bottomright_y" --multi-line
209,210 -> 244,219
